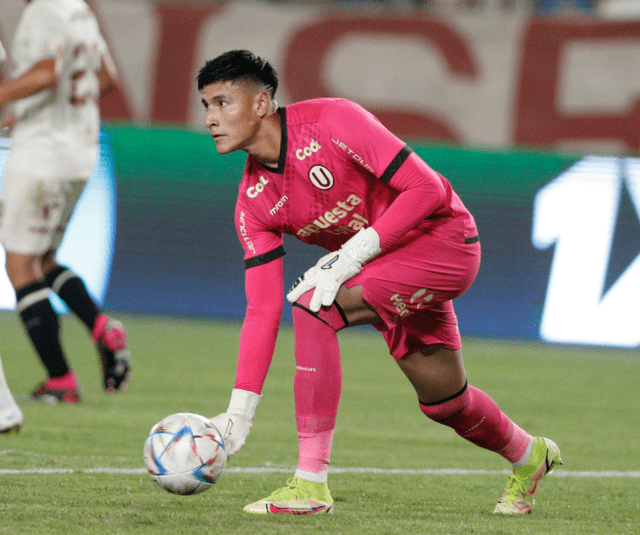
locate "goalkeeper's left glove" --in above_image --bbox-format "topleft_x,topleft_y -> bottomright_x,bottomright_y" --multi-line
287,227 -> 382,312
209,388 -> 261,458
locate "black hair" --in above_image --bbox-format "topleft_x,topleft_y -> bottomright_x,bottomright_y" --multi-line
197,50 -> 278,96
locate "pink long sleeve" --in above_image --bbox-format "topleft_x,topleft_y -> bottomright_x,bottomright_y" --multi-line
372,153 -> 449,250
234,256 -> 284,394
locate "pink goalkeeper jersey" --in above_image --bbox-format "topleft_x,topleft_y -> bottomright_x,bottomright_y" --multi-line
232,98 -> 477,393
235,98 -> 476,262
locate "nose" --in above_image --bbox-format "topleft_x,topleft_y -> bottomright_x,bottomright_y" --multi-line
205,108 -> 218,129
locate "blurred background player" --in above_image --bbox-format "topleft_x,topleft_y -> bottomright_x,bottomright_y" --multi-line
201,49 -> 561,516
0,0 -> 130,405
0,37 -> 24,433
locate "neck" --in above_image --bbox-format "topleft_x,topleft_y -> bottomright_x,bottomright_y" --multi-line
246,111 -> 281,168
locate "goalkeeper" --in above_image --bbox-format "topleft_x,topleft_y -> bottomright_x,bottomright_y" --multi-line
201,50 -> 561,516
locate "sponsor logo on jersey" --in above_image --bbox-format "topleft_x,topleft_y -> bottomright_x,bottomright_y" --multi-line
246,176 -> 269,198
238,211 -> 256,253
309,165 -> 334,190
296,138 -> 322,161
390,288 -> 434,322
296,194 -> 370,238
269,195 -> 289,216
331,138 -> 374,172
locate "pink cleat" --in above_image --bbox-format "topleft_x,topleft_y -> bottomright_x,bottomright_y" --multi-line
30,371 -> 82,405
92,315 -> 131,394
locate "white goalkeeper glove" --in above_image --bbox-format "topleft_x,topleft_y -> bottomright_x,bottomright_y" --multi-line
209,388 -> 261,458
287,227 -> 382,312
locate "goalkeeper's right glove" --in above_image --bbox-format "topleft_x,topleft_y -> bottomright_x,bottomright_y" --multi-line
209,388 -> 261,458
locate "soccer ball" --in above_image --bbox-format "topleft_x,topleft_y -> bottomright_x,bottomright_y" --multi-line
143,412 -> 227,495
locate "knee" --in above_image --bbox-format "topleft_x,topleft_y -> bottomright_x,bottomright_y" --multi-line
4,253 -> 41,289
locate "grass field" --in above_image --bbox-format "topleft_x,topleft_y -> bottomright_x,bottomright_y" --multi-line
0,310 -> 638,534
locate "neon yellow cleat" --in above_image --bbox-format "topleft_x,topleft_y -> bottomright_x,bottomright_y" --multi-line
243,477 -> 334,515
494,437 -> 562,515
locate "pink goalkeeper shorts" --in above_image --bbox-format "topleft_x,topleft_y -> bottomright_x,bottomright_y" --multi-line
345,226 -> 481,360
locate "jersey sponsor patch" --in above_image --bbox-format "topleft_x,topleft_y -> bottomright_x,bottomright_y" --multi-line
308,165 -> 334,190
295,194 -> 368,238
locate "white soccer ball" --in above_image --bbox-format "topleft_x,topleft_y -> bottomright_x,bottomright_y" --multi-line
143,412 -> 227,495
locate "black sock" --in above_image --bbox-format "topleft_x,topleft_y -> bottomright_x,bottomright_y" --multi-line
45,266 -> 100,331
16,281 -> 69,379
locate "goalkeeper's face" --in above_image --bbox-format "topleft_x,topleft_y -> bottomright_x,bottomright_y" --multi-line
201,80 -> 268,156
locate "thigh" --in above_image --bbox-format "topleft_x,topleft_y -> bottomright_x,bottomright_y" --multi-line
50,179 -> 86,250
0,166 -> 86,254
396,345 -> 467,404
344,231 -> 480,340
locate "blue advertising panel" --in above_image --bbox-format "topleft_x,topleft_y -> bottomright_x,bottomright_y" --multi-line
2,126 -> 638,348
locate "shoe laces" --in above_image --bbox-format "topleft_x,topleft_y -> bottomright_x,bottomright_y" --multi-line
503,473 -> 528,503
266,478 -> 301,501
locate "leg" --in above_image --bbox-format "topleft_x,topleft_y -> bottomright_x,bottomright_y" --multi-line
42,249 -> 100,330
292,283 -> 382,482
398,344 -> 532,460
398,344 -> 562,515
340,276 -> 561,514
5,252 -> 78,400
0,356 -> 23,433
1,172 -> 83,402
395,345 -> 467,404
41,250 -> 131,394
243,288 -> 346,514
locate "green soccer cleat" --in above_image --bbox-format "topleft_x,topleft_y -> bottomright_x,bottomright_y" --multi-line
493,437 -> 562,515
243,477 -> 334,515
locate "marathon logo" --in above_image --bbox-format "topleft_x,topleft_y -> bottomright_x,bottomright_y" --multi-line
238,211 -> 255,253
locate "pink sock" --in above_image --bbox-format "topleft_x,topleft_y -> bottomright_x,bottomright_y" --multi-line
293,292 -> 345,473
420,384 -> 532,463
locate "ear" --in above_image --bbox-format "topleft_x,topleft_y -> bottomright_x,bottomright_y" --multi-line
255,91 -> 272,118
255,91 -> 277,118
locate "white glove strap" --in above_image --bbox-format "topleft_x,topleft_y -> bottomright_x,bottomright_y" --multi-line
342,227 -> 382,265
227,388 -> 261,420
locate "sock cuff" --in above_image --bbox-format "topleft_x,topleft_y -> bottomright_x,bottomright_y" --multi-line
45,266 -> 77,294
15,281 -> 50,312
294,469 -> 328,483
419,382 -> 470,422
292,291 -> 347,332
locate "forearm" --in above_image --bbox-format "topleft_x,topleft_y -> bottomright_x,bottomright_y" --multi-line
99,52 -> 118,98
234,257 -> 284,394
373,155 -> 448,249
373,188 -> 443,249
211,258 -> 283,456
0,58 -> 59,106
234,307 -> 281,394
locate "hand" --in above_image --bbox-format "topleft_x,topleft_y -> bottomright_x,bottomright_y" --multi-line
1,111 -> 17,133
209,412 -> 253,457
210,389 -> 261,458
287,250 -> 359,312
287,227 -> 382,312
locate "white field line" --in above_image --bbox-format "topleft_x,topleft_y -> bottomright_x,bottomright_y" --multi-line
0,466 -> 638,478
